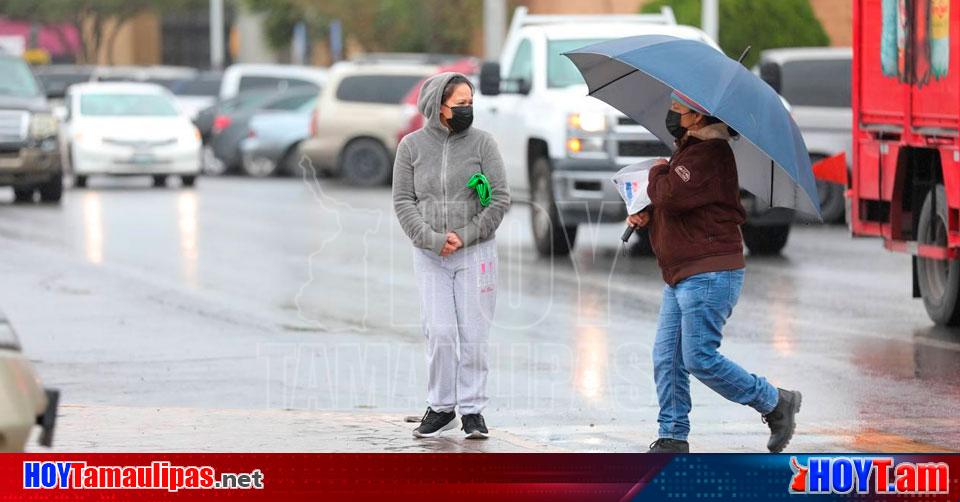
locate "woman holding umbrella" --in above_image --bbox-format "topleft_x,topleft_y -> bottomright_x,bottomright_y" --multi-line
627,90 -> 802,453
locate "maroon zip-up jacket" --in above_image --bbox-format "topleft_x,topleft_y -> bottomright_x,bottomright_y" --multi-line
645,124 -> 746,286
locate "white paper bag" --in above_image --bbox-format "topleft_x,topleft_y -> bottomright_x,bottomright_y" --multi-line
611,158 -> 665,215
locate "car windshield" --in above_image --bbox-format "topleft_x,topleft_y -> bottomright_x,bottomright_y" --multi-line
547,38 -> 608,88
173,78 -> 221,97
228,91 -> 278,114
0,58 -> 42,97
80,93 -> 179,117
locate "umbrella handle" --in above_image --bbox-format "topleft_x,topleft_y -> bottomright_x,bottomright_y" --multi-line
621,225 -> 635,243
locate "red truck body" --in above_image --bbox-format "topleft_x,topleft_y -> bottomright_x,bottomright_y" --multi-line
852,0 -> 960,323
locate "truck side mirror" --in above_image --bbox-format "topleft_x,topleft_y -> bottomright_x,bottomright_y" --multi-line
480,62 -> 501,96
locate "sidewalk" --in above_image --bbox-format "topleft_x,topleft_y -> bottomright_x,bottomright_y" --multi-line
35,404 -> 564,453
29,404 -> 957,453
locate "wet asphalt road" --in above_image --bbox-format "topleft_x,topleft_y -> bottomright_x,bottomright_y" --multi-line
0,172 -> 958,453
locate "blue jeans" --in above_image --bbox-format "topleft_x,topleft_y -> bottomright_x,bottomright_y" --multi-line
653,269 -> 779,441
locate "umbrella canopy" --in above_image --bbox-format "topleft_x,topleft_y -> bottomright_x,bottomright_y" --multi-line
564,35 -> 821,219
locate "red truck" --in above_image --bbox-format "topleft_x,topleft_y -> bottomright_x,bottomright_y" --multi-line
844,0 -> 959,324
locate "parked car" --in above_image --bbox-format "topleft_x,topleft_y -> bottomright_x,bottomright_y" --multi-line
240,94 -> 317,177
0,313 -> 58,452
0,54 -> 63,203
397,57 -> 480,143
759,47 -> 852,223
170,70 -> 222,120
195,90 -> 272,143
218,64 -> 327,101
91,65 -> 199,90
32,64 -> 96,99
62,82 -> 202,188
299,59 -> 437,186
208,87 -> 317,175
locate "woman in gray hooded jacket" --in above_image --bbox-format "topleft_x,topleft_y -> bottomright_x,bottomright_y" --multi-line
393,72 -> 511,439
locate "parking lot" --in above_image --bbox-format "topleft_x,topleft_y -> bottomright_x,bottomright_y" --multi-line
0,174 -> 956,452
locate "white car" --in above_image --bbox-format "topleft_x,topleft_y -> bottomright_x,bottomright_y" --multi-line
219,64 -> 328,101
62,82 -> 202,188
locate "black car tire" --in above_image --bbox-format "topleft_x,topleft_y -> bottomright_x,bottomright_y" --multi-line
742,224 -> 791,255
74,175 -> 87,188
38,174 -> 63,203
181,175 -> 197,188
13,186 -> 34,203
530,156 -> 577,257
340,138 -> 392,186
152,175 -> 167,188
916,185 -> 960,326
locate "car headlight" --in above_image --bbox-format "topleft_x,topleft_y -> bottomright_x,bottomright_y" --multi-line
568,111 -> 607,133
30,113 -> 58,139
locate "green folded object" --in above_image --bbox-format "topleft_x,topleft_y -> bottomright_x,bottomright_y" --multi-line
466,172 -> 492,207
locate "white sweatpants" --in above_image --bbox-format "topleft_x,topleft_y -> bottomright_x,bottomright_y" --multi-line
412,238 -> 497,415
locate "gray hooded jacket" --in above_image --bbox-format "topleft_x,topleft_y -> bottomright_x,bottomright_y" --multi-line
392,72 -> 511,254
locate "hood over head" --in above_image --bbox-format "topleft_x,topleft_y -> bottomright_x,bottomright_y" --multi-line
417,72 -> 473,135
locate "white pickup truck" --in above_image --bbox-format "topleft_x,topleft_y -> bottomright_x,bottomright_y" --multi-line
475,7 -> 796,256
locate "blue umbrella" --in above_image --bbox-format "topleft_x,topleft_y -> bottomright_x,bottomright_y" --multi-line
564,35 -> 821,219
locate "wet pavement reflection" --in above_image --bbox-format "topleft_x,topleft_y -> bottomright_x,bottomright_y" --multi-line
0,176 -> 957,452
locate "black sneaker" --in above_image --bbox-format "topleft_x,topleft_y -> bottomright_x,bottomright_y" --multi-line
763,388 -> 802,453
646,438 -> 689,453
412,408 -> 457,438
461,414 -> 488,439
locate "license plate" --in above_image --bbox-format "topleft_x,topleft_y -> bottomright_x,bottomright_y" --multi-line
128,153 -> 155,165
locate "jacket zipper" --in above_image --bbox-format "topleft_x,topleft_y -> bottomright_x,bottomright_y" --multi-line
441,135 -> 449,232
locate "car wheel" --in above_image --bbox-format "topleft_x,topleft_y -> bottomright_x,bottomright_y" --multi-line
38,174 -> 63,203
742,224 -> 791,255
202,146 -> 226,175
340,138 -> 392,186
74,175 -> 87,188
816,180 -> 846,224
13,186 -> 34,203
152,175 -> 167,188
181,175 -> 197,188
242,155 -> 278,178
917,185 -> 960,326
530,156 -> 577,257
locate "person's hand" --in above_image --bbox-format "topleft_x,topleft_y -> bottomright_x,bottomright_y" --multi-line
653,158 -> 669,167
440,232 -> 463,257
626,211 -> 650,229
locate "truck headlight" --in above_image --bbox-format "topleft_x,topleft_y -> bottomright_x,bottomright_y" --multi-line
568,112 -> 607,133
567,136 -> 605,154
29,113 -> 58,139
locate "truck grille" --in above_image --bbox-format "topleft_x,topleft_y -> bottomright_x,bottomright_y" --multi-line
617,140 -> 671,158
0,111 -> 29,143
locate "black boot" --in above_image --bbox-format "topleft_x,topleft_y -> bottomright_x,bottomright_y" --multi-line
646,438 -> 689,453
763,388 -> 802,453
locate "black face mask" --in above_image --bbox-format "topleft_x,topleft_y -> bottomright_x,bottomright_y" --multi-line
446,105 -> 473,133
665,110 -> 688,139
